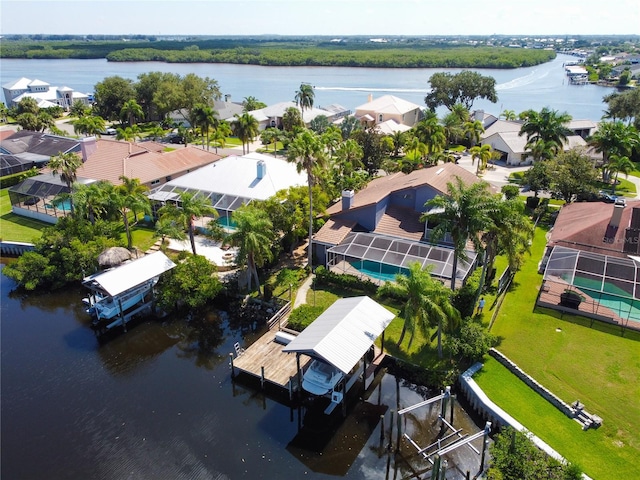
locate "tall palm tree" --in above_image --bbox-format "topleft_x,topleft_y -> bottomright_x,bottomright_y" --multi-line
422,177 -> 493,290
114,176 -> 151,249
415,116 -> 446,159
211,121 -> 232,153
588,120 -> 639,183
379,262 -> 460,357
225,205 -> 274,296
294,83 -> 315,117
609,154 -> 636,195
518,107 -> 572,155
463,119 -> 485,147
470,144 -> 494,175
48,151 -> 83,213
232,113 -> 259,155
390,130 -> 406,157
286,129 -> 327,268
192,104 -> 218,150
525,138 -> 556,162
476,196 -> 533,302
157,191 -> 218,255
120,99 -> 144,126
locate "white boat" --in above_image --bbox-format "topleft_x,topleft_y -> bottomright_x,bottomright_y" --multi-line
302,359 -> 344,396
91,281 -> 153,321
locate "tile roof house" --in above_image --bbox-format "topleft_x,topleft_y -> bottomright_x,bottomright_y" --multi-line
0,130 -> 81,176
354,94 -> 423,129
2,77 -> 91,109
232,102 -> 348,131
9,137 -> 222,224
314,162 -> 490,285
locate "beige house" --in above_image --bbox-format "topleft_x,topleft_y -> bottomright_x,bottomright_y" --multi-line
354,95 -> 423,130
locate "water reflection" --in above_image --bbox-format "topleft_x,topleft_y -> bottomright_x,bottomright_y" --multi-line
1,264 -> 487,480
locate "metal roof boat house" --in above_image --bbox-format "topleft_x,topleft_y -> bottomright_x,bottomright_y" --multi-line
82,252 -> 176,335
283,296 -> 395,414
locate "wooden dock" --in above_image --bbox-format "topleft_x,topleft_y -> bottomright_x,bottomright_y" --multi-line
231,327 -> 310,389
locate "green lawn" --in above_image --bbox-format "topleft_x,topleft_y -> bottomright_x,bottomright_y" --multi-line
0,189 -> 47,242
485,226 -> 640,480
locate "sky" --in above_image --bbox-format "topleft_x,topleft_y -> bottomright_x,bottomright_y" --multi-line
1,0 -> 639,37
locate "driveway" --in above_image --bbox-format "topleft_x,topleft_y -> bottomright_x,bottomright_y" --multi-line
455,153 -> 529,189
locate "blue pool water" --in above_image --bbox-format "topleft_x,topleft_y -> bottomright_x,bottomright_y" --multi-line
218,216 -> 237,230
45,199 -> 72,211
350,260 -> 408,282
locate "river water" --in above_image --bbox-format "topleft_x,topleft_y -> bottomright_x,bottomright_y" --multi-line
1,54 -> 613,121
1,264 -> 485,480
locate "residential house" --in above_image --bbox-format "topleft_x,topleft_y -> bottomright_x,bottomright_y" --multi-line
9,137 -> 222,223
147,151 -> 307,224
538,200 -> 640,329
233,102 -> 348,131
354,95 -> 423,132
314,162 -> 490,286
0,130 -> 80,176
2,77 -> 91,110
479,117 -> 597,165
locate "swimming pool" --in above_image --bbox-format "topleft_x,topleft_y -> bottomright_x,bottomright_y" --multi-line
45,199 -> 72,212
349,260 -> 409,283
573,277 -> 640,325
217,216 -> 237,230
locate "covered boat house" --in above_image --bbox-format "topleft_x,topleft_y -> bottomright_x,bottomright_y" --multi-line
283,296 -> 395,414
82,251 -> 176,334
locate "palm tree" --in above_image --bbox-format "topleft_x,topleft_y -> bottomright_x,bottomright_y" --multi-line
74,115 -> 106,137
113,176 -> 151,249
294,83 -> 315,117
242,96 -> 266,112
415,116 -> 446,159
71,180 -> 113,224
154,216 -> 187,247
120,99 -> 144,127
470,144 -> 494,175
116,127 -> 135,142
286,129 -> 327,268
379,262 -> 460,357
192,103 -> 218,150
442,112 -> 464,146
500,109 -> 517,121
390,130 -> 406,157
463,119 -> 485,147
211,121 -> 232,153
70,100 -> 90,118
609,154 -> 636,194
476,196 -> 533,302
225,205 -> 274,296
260,127 -> 284,157
422,177 -> 493,290
157,191 -> 218,255
519,107 -> 572,155
48,151 -> 83,213
232,113 -> 259,155
525,138 -> 556,162
588,121 -> 639,183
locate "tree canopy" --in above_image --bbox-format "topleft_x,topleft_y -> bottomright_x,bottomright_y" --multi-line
425,71 -> 498,111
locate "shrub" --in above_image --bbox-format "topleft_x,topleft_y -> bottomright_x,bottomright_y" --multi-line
314,265 -> 378,294
287,304 -> 325,331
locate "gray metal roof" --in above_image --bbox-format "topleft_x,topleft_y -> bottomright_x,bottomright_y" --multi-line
82,252 -> 176,297
282,296 -> 395,374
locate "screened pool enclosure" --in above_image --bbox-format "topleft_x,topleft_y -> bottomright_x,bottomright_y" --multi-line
540,246 -> 640,330
326,232 -> 476,286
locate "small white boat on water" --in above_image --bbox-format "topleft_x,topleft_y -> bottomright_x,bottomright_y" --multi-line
302,359 -> 344,396
89,281 -> 154,320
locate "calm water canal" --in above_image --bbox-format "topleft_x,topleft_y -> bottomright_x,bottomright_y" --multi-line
1,264 -> 485,479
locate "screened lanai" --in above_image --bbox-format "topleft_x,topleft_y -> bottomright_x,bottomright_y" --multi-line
148,184 -> 252,217
8,173 -> 94,223
540,246 -> 640,330
326,232 -> 476,286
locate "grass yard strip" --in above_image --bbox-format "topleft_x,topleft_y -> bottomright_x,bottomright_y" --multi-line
0,189 -> 47,242
487,226 -> 640,479
475,357 -> 636,479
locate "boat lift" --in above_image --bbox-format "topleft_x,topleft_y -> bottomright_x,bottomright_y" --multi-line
393,386 -> 492,479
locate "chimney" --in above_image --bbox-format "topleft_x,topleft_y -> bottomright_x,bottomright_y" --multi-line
257,160 -> 266,179
368,93 -> 373,103
474,109 -> 484,122
224,94 -> 231,102
609,203 -> 625,228
79,136 -> 97,162
342,190 -> 354,210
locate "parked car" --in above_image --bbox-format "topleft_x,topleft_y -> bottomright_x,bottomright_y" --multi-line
598,191 -> 617,203
101,127 -> 117,135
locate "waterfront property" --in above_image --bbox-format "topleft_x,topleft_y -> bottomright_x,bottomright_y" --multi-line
147,152 -> 307,226
313,163 -> 487,286
538,200 -> 640,330
2,76 -> 92,109
233,101 -> 349,131
82,251 -> 176,334
354,94 -> 424,130
8,135 -> 222,223
283,296 -> 395,413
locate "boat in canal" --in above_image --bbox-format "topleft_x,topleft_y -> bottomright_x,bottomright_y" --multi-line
302,359 -> 345,396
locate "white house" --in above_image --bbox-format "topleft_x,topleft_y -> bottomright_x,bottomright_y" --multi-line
232,101 -> 348,131
2,77 -> 91,110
